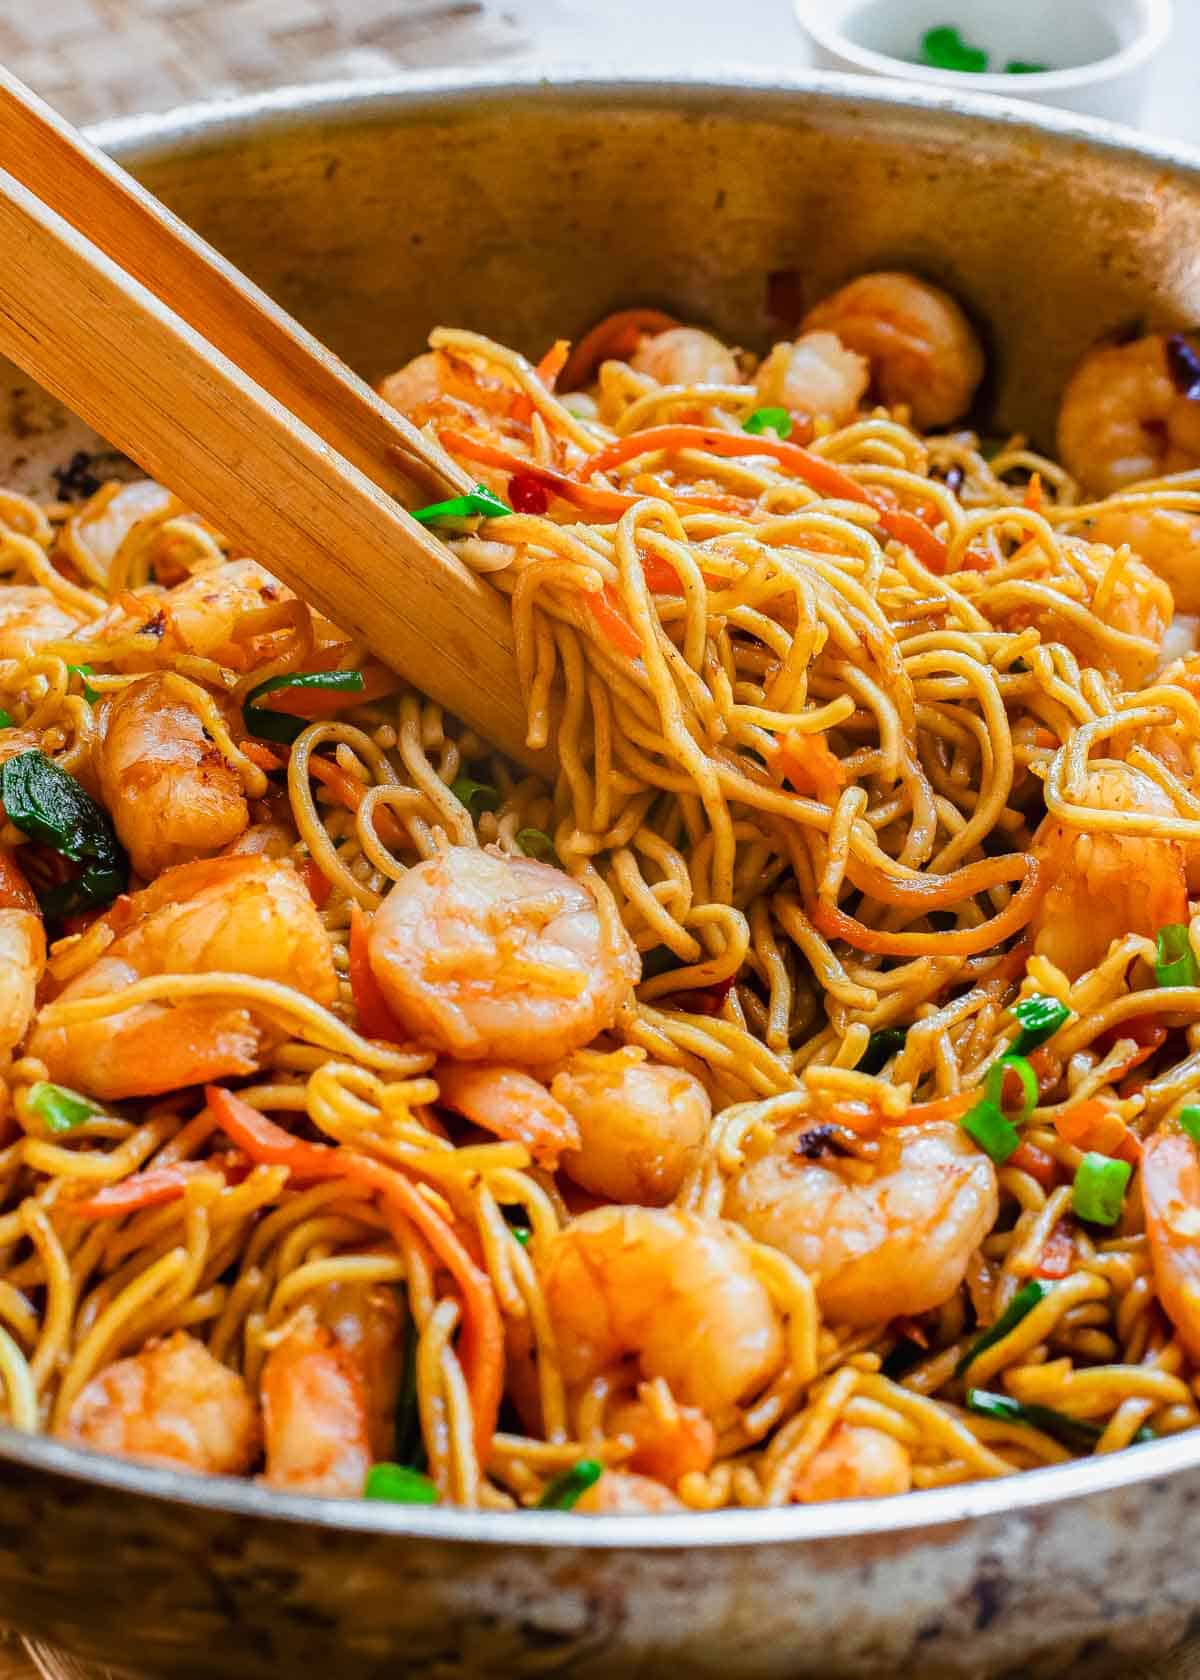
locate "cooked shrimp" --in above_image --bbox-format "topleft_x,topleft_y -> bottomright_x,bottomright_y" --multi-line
262,1286 -> 401,1496
28,854 -> 337,1099
553,1047 -> 711,1205
1029,762 -> 1189,980
541,1206 -> 784,1423
630,327 -> 740,387
0,908 -> 43,1058
99,558 -> 296,670
96,673 -> 249,878
802,271 -> 985,429
379,352 -> 448,418
574,1470 -> 684,1514
1085,506 -> 1200,615
607,1389 -> 716,1484
62,481 -> 174,584
724,1122 -> 997,1327
1142,1128 -> 1200,1363
436,1062 -> 579,1169
1058,335 -> 1200,498
62,1331 -> 259,1474
0,586 -> 88,660
368,847 -> 638,1063
754,332 -> 869,428
792,1423 -> 912,1503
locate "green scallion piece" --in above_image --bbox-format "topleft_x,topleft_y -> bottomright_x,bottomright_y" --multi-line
1072,1152 -> 1132,1227
451,775 -> 501,816
967,1388 -> 1153,1452
242,669 -> 366,746
0,710 -> 11,729
363,1463 -> 439,1504
536,1458 -> 603,1510
955,1279 -> 1047,1377
1011,994 -> 1069,1055
1179,1106 -> 1200,1145
67,664 -> 100,705
410,484 -> 511,524
516,827 -> 556,861
510,1225 -> 532,1247
859,1027 -> 907,1077
27,1080 -> 103,1134
743,407 -> 793,440
1156,923 -> 1199,988
960,1100 -> 1020,1164
921,25 -> 990,73
0,750 -> 127,917
983,1053 -> 1038,1123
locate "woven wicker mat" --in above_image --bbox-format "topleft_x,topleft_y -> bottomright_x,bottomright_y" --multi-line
3,0 -> 1199,1676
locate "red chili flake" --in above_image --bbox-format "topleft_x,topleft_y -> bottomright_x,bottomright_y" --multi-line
661,973 -> 737,1017
509,474 -> 550,515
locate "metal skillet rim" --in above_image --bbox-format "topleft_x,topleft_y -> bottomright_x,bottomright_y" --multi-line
5,64 -> 1190,1547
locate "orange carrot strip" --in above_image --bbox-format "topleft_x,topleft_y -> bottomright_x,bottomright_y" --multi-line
877,507 -> 948,573
1024,472 -> 1043,514
436,1062 -> 579,1169
301,856 -> 332,910
266,659 -> 400,720
828,1088 -> 973,1136
241,740 -> 287,774
74,1162 -> 221,1219
585,586 -> 643,659
1010,1140 -> 1059,1192
348,905 -> 408,1044
1054,1099 -> 1142,1166
0,846 -> 37,914
559,308 -> 679,391
775,730 -> 845,807
844,849 -> 1032,914
810,856 -> 1041,958
1035,1221 -> 1074,1278
1094,1017 -> 1167,1081
207,1088 -> 504,1463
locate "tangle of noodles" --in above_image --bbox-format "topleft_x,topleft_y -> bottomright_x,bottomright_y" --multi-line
3,278 -> 1200,1513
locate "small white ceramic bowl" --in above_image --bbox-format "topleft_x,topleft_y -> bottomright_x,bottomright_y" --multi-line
795,0 -> 1173,125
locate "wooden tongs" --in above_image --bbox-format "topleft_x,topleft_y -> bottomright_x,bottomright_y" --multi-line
0,66 -> 546,771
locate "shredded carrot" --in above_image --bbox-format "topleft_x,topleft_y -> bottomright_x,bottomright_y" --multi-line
1054,1099 -> 1142,1166
810,854 -> 1042,958
559,308 -> 678,391
266,659 -> 400,721
206,1087 -> 504,1463
510,339 -> 573,423
829,1089 -> 973,1135
0,846 -> 37,914
74,1161 -> 224,1219
1094,1017 -> 1167,1082
241,740 -> 286,774
585,586 -> 643,659
1010,1140 -> 1059,1191
348,905 -> 408,1043
301,857 -> 331,910
1035,1220 -> 1074,1278
775,730 -> 845,807
1024,472 -> 1043,514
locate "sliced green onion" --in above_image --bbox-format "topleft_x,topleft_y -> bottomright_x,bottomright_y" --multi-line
967,1389 -> 1153,1452
451,775 -> 501,816
410,484 -> 511,525
1156,923 -> 1199,988
0,750 -> 127,917
510,1225 -> 532,1247
859,1027 -> 907,1076
0,710 -> 11,729
960,1100 -> 1020,1164
1011,994 -> 1069,1055
743,407 -> 793,440
982,1053 -> 1038,1122
363,1463 -> 439,1504
955,1279 -> 1047,1377
921,25 -> 989,73
1179,1106 -> 1200,1145
242,669 -> 366,746
67,664 -> 100,705
516,827 -> 556,861
1072,1152 -> 1132,1227
27,1080 -> 103,1134
536,1458 -> 603,1510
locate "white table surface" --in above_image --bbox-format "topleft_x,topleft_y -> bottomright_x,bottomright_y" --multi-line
508,0 -> 1200,150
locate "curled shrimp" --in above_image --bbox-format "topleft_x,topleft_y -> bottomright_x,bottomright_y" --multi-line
62,1332 -> 259,1474
1058,334 -> 1200,497
607,1387 -> 716,1484
1029,762 -> 1189,980
95,673 -> 249,878
0,848 -> 42,1058
802,271 -> 985,429
262,1285 -> 402,1497
630,327 -> 741,388
724,1122 -> 997,1327
367,847 -> 638,1063
435,1062 -> 579,1170
29,854 -> 337,1099
379,353 -> 448,419
96,558 -> 298,670
0,586 -> 88,660
1086,506 -> 1200,616
792,1423 -> 912,1503
1142,1128 -> 1200,1364
62,481 -> 175,586
575,1470 -> 684,1514
552,1046 -> 712,1205
753,331 -> 869,428
541,1206 -> 784,1425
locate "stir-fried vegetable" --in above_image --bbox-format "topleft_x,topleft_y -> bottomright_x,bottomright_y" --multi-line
26,1081 -> 103,1134
744,406 -> 792,440
1072,1152 -> 1132,1226
516,827 -> 556,861
955,1280 -> 1047,1377
859,1027 -> 907,1076
363,1463 -> 439,1504
409,484 -> 511,525
959,1054 -> 1037,1164
1011,993 -> 1069,1055
536,1458 -> 603,1510
967,1389 -> 1152,1451
0,709 -> 11,729
67,664 -> 99,705
0,749 -> 127,916
242,669 -> 366,745
1179,1106 -> 1200,1145
451,775 -> 501,816
1156,923 -> 1199,988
